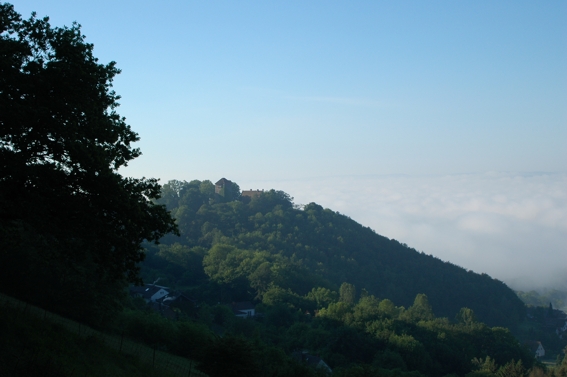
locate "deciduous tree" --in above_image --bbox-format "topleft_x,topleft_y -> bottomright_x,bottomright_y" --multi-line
0,3 -> 176,321
339,282 -> 356,305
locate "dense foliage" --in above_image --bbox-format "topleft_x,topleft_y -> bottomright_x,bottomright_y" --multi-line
146,179 -> 525,331
116,292 -> 540,377
0,4 -> 176,323
129,178 -> 558,376
517,290 -> 567,312
516,304 -> 567,359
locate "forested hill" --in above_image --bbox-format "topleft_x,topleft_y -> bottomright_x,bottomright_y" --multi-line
149,179 -> 525,330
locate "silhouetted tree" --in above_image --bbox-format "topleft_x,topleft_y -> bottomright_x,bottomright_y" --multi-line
0,3 -> 176,321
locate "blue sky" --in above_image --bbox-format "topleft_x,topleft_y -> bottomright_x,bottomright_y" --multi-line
13,1 -> 567,289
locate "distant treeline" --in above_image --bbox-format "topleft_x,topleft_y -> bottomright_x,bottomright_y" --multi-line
517,289 -> 567,311
146,179 -> 525,329
132,179 -> 567,376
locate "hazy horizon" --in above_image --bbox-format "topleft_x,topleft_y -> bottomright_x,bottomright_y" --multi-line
237,172 -> 567,291
14,1 -> 566,291
132,171 -> 565,292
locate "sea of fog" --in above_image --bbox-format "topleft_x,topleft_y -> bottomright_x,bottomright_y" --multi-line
242,172 -> 567,291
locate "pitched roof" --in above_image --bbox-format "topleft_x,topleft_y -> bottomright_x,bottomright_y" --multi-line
130,284 -> 169,300
291,351 -> 333,373
215,178 -> 231,185
162,293 -> 197,304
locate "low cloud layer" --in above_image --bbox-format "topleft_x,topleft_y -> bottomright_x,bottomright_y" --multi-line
243,172 -> 567,291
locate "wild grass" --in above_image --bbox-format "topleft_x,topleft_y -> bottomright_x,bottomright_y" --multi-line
0,292 -> 206,377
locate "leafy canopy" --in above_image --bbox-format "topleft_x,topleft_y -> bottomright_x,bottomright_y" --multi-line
0,3 -> 176,320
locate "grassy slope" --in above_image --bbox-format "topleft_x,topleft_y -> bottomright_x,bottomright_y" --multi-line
0,294 -> 205,377
0,311 -> 159,376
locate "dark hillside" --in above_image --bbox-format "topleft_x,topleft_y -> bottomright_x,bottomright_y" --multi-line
150,179 -> 525,330
0,295 -> 188,377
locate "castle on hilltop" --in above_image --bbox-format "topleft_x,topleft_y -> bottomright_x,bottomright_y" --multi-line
215,178 -> 263,199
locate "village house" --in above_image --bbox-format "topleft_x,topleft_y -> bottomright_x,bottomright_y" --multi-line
231,301 -> 256,318
292,350 -> 333,374
162,293 -> 198,315
130,284 -> 198,320
130,284 -> 170,303
524,341 -> 545,359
